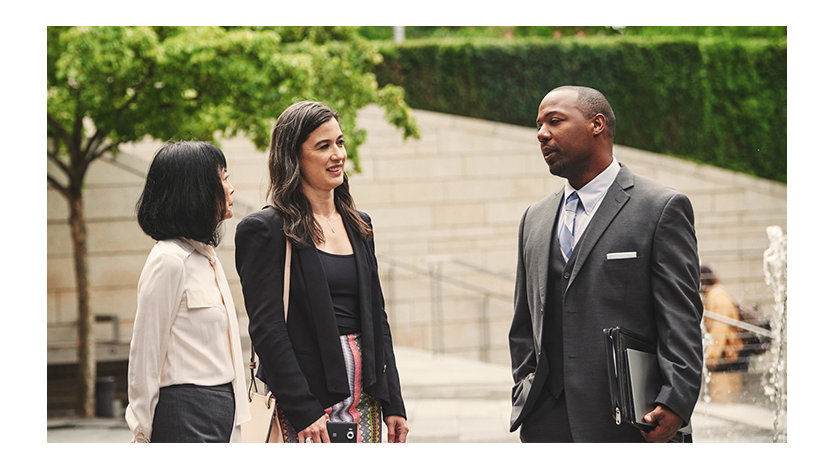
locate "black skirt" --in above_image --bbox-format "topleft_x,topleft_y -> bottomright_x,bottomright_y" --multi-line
150,383 -> 235,443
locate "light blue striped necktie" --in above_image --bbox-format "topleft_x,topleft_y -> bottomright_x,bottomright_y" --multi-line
559,192 -> 581,260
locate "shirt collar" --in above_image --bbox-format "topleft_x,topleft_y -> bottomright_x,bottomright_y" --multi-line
564,156 -> 620,213
182,238 -> 218,264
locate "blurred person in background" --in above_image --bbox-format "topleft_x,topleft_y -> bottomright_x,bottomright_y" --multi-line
700,265 -> 745,403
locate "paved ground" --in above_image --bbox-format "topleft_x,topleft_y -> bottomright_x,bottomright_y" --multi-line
46,347 -> 781,443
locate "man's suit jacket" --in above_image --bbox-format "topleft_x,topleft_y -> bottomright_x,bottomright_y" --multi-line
235,207 -> 406,432
509,163 -> 703,442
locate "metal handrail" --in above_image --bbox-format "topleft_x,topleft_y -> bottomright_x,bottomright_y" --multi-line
703,309 -> 775,338
378,254 -> 513,302
377,254 -> 513,360
446,258 -> 514,282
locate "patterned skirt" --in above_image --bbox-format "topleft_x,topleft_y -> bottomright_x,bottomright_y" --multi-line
275,333 -> 383,443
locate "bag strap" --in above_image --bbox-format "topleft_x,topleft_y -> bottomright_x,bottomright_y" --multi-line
249,238 -> 292,395
283,238 -> 291,320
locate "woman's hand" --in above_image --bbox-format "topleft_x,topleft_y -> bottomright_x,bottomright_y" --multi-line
384,415 -> 409,443
297,413 -> 330,443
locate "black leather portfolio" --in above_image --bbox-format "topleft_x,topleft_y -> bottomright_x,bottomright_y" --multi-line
603,326 -> 660,431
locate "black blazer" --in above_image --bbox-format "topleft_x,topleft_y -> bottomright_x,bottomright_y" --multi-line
235,207 -> 406,431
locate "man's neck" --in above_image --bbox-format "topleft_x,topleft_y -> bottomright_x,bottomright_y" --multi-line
568,154 -> 614,189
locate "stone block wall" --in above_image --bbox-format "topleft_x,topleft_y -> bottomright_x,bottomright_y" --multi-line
46,106 -> 786,368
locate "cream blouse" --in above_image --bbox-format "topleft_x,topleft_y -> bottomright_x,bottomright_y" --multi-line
125,238 -> 250,442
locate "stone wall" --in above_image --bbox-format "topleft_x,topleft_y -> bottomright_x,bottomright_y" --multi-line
46,106 -> 787,367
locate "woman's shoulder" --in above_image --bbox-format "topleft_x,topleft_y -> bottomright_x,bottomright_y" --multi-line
238,206 -> 284,229
150,238 -> 193,260
140,240 -> 190,281
357,209 -> 371,224
235,206 -> 287,246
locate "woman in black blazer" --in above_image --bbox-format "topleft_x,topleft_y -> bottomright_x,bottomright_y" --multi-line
235,101 -> 408,443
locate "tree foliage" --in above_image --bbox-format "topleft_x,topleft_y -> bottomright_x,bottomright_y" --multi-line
47,26 -> 419,416
48,26 -> 418,178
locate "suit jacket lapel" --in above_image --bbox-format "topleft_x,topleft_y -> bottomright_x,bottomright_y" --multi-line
566,164 -> 634,291
534,190 -> 564,307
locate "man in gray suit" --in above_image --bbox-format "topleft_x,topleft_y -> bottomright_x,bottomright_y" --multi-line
509,86 -> 703,442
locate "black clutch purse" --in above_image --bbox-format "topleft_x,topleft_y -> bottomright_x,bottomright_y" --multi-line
603,326 -> 660,432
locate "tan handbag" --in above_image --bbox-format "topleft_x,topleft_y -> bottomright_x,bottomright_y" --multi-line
241,239 -> 291,443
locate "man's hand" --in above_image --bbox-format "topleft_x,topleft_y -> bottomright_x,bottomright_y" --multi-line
641,405 -> 683,443
384,415 -> 409,443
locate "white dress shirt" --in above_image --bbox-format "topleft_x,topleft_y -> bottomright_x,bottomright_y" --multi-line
558,156 -> 621,251
125,238 -> 250,442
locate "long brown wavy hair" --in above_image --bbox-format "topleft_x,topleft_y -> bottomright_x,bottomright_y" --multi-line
267,101 -> 372,246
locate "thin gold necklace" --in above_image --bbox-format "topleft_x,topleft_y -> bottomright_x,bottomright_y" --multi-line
319,210 -> 337,233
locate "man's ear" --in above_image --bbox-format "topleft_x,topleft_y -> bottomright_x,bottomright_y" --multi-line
590,113 -> 606,137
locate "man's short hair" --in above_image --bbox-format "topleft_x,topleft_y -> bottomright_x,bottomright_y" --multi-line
554,85 -> 616,139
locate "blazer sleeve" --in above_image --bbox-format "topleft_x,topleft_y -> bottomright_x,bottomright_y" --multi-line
509,207 -> 537,388
650,192 -> 704,425
234,214 -> 325,431
364,214 -> 407,419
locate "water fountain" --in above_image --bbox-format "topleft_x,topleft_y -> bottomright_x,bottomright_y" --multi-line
696,225 -> 787,442
762,225 -> 787,442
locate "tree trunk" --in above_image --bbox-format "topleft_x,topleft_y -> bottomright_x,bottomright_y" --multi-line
69,193 -> 96,417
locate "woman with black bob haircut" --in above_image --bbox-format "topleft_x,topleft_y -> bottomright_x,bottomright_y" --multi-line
126,141 -> 250,442
137,141 -> 228,246
235,101 -> 408,443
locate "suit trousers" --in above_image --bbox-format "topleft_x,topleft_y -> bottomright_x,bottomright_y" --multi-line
150,383 -> 235,443
519,388 -> 574,443
519,387 -> 693,443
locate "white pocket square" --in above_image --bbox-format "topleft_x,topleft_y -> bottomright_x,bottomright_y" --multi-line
606,251 -> 637,260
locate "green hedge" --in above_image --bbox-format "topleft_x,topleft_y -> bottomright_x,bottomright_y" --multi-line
375,36 -> 786,182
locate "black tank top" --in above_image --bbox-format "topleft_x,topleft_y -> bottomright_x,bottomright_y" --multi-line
316,248 -> 361,335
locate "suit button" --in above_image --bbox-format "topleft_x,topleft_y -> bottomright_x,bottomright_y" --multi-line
563,272 -> 570,279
